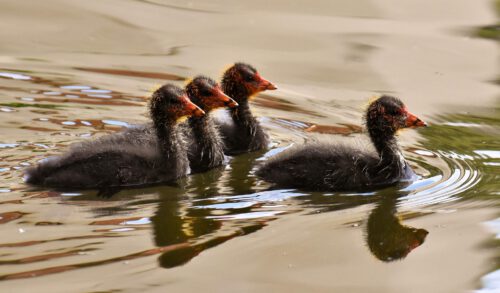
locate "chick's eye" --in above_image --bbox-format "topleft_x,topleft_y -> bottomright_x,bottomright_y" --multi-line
199,89 -> 213,97
387,108 -> 400,115
243,74 -> 254,82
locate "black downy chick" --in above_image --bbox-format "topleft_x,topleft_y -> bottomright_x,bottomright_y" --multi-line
24,84 -> 204,189
256,96 -> 427,191
184,76 -> 238,173
217,62 -> 277,155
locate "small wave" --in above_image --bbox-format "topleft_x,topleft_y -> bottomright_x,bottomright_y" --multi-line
399,150 -> 482,209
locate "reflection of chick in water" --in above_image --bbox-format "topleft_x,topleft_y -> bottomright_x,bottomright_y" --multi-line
151,181 -> 222,268
151,160 -> 266,268
366,195 -> 428,262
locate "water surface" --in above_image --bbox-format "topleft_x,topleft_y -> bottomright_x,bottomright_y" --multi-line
0,0 -> 498,292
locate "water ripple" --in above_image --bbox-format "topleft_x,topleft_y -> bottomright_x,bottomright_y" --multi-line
399,150 -> 482,209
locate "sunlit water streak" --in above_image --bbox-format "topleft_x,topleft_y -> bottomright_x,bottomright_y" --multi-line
0,72 -> 31,80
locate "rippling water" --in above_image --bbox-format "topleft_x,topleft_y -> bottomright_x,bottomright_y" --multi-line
0,0 -> 498,292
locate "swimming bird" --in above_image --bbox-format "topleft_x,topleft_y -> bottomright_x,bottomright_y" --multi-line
24,84 -> 204,189
256,96 -> 427,191
184,76 -> 238,173
93,77 -> 238,174
217,62 -> 277,155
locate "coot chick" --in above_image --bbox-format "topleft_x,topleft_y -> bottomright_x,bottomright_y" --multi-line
97,77 -> 237,174
185,76 -> 238,173
24,84 -> 204,189
256,96 -> 427,191
217,62 -> 277,155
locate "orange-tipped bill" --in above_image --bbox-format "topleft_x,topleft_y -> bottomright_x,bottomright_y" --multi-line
211,86 -> 238,109
180,94 -> 205,118
405,110 -> 427,128
255,73 -> 277,91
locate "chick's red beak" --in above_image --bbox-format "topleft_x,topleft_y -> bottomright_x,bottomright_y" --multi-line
181,95 -> 205,117
404,110 -> 427,128
255,73 -> 277,91
213,86 -> 238,108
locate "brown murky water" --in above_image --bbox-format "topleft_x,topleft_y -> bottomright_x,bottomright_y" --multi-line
0,0 -> 499,292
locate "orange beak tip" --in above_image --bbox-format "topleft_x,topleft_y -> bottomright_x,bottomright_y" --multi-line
185,102 -> 205,117
256,75 -> 277,91
268,83 -> 277,90
194,109 -> 205,117
416,119 -> 427,128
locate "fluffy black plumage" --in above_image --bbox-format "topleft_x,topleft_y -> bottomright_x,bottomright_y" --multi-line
24,84 -> 201,189
184,76 -> 238,173
256,96 -> 427,191
114,76 -> 236,174
216,63 -> 277,155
